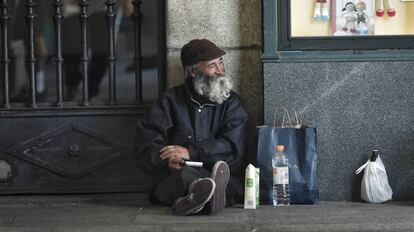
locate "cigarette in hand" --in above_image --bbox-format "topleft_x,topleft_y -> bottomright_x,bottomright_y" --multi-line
182,161 -> 203,167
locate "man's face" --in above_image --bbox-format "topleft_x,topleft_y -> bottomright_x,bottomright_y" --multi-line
190,57 -> 233,104
196,57 -> 225,77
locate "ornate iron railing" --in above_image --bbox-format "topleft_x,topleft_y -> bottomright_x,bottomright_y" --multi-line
0,0 -> 157,110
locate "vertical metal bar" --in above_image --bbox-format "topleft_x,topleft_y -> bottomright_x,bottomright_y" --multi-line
132,0 -> 142,104
26,0 -> 37,107
157,0 -> 166,97
106,0 -> 116,105
53,0 -> 64,107
79,0 -> 89,106
0,0 -> 10,108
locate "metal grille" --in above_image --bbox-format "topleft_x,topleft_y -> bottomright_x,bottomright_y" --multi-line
0,0 -> 164,111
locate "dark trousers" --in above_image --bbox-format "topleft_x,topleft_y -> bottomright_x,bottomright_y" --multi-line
64,54 -> 107,97
149,166 -> 240,207
62,13 -> 107,98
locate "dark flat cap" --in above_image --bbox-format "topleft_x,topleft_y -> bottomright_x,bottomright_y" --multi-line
180,39 -> 226,67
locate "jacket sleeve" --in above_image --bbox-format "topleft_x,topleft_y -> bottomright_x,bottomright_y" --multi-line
187,94 -> 249,173
135,97 -> 172,174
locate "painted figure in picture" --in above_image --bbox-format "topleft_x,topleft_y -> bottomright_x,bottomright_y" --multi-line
314,0 -> 330,21
341,2 -> 357,33
376,0 -> 396,17
355,1 -> 369,34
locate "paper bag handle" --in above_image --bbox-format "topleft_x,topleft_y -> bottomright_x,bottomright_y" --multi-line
273,107 -> 303,128
273,106 -> 292,128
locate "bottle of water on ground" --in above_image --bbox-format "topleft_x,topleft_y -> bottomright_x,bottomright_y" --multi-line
272,144 -> 290,206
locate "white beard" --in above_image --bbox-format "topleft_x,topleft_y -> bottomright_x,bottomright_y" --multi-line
193,72 -> 233,104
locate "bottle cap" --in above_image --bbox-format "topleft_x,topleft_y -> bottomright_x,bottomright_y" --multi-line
275,145 -> 284,151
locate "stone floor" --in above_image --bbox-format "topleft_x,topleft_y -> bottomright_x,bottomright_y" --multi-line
0,193 -> 413,232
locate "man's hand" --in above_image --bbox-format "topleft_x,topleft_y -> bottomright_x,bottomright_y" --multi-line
167,155 -> 185,171
159,145 -> 190,161
160,145 -> 190,172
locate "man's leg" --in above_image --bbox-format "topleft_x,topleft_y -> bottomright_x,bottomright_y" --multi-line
89,13 -> 107,99
64,55 -> 81,101
176,161 -> 233,215
150,161 -> 237,215
209,161 -> 230,214
150,166 -> 209,206
172,178 -> 216,215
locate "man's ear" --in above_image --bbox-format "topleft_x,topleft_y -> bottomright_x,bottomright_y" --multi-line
186,66 -> 196,78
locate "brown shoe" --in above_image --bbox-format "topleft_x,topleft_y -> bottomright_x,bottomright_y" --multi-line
209,161 -> 230,214
172,178 -> 215,216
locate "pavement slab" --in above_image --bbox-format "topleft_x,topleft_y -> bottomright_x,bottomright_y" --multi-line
0,194 -> 413,232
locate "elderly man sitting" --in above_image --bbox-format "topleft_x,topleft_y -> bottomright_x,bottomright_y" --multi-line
136,39 -> 248,215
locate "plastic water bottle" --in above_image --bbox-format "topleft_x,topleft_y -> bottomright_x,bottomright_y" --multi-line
272,145 -> 290,206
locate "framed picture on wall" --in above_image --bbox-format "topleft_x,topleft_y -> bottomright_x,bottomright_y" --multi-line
332,0 -> 375,36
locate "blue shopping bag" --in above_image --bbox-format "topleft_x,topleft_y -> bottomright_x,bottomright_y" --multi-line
256,126 -> 319,204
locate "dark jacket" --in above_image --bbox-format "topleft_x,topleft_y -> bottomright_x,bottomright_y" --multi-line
136,78 -> 249,196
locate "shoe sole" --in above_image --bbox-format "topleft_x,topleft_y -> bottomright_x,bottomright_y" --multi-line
210,161 -> 230,214
173,178 -> 215,216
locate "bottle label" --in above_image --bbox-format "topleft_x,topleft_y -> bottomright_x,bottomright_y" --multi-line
273,167 -> 289,185
246,178 -> 253,187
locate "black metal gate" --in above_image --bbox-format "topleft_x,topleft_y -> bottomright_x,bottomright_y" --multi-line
0,0 -> 165,194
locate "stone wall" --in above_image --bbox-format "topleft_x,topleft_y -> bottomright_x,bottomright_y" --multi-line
264,61 -> 414,201
166,0 -> 263,162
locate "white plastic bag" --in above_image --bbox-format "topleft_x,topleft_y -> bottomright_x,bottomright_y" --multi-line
355,155 -> 393,203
